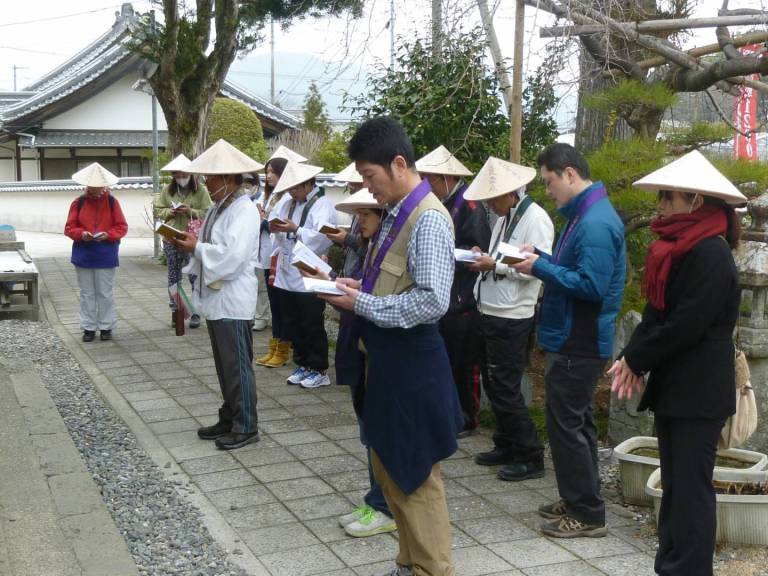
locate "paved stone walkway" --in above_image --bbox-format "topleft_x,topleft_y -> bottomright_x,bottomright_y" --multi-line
38,256 -> 657,576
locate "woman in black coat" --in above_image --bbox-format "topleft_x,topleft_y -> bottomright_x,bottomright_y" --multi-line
608,151 -> 747,576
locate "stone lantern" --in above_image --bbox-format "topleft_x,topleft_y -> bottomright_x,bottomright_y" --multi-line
733,191 -> 768,453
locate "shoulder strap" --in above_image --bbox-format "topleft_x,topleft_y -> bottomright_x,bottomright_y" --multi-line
503,196 -> 534,243
76,194 -> 115,215
298,190 -> 324,228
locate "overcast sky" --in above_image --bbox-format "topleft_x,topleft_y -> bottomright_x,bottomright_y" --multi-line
1,0 -> 765,123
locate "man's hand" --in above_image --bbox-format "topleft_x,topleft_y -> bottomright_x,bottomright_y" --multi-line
318,280 -> 359,311
299,267 -> 331,281
81,231 -> 93,242
511,253 -> 539,275
173,231 -> 198,253
325,228 -> 348,245
93,232 -> 108,242
271,219 -> 298,234
468,254 -> 496,272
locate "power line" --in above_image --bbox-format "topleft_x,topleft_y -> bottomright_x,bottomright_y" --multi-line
228,69 -> 361,82
0,45 -> 69,57
0,5 -> 125,28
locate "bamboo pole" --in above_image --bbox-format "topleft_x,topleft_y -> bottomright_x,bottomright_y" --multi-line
510,0 -> 525,163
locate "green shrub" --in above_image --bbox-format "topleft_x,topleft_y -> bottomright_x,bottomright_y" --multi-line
207,98 -> 268,162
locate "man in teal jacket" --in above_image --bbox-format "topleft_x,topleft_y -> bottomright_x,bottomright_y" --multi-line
513,143 -> 625,538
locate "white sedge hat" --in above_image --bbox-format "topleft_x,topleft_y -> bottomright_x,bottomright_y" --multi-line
273,161 -> 324,195
335,188 -> 380,214
269,145 -> 308,164
633,150 -> 747,205
335,162 -> 364,184
72,162 -> 119,187
415,145 -> 473,177
464,157 -> 536,201
185,139 -> 264,175
161,154 -> 192,172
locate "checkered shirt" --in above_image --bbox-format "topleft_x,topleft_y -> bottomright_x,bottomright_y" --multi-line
355,200 -> 455,329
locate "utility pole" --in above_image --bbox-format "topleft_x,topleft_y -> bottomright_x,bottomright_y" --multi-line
431,0 -> 442,56
477,0 -> 511,111
12,65 -> 28,91
390,0 -> 395,68
270,16 -> 276,104
510,0 -> 525,163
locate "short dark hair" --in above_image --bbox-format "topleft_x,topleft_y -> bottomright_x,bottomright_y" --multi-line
347,116 -> 416,170
536,143 -> 590,180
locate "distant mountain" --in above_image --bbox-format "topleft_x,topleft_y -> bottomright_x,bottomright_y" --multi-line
227,52 -> 368,120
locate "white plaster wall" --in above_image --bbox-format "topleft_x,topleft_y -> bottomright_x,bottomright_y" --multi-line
1,184 -> 352,237
44,74 -> 169,131
0,188 -> 154,237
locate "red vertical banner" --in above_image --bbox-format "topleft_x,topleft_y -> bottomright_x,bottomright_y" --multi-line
734,45 -> 762,161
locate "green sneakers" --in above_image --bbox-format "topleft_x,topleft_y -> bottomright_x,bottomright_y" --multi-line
344,506 -> 397,538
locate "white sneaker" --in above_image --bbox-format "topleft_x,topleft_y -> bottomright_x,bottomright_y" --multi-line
286,367 -> 308,385
376,566 -> 412,576
345,508 -> 397,538
300,371 -> 330,389
338,504 -> 372,527
252,319 -> 269,331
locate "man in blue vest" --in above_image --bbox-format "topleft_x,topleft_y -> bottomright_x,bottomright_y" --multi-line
513,143 -> 626,538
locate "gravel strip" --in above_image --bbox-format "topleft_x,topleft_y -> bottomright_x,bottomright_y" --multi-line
0,320 -> 248,576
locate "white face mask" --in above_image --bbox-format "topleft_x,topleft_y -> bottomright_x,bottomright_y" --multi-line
175,176 -> 191,188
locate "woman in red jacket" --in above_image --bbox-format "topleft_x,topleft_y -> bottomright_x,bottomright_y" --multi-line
64,163 -> 128,342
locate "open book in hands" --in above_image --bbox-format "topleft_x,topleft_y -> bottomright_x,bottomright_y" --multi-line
302,278 -> 345,295
496,242 -> 533,265
454,248 -> 480,263
155,221 -> 186,241
291,241 -> 332,276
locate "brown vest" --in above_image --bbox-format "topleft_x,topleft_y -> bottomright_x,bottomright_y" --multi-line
370,192 -> 453,297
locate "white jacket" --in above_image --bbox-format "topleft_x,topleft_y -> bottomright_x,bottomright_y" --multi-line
273,187 -> 336,292
474,199 -> 554,319
184,194 -> 260,320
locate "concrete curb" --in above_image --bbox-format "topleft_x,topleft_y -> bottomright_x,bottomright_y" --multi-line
38,274 -> 271,576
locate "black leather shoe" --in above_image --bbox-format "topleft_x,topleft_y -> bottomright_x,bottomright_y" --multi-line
100,330 -> 112,341
82,330 -> 95,342
189,314 -> 201,329
215,431 -> 260,450
497,461 -> 545,482
474,448 -> 516,466
197,421 -> 231,440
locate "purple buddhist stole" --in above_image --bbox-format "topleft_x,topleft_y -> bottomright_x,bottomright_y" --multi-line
553,182 -> 607,264
361,179 -> 432,294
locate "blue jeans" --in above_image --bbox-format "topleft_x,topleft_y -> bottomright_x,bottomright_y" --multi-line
359,418 -> 391,517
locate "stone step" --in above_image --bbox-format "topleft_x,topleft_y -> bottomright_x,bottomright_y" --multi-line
0,357 -> 138,576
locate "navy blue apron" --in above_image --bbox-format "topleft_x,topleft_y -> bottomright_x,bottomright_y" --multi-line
361,321 -> 463,495
335,309 -> 365,414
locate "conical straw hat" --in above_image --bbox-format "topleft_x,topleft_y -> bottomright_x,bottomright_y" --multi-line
335,162 -> 363,184
464,157 -> 536,201
161,154 -> 191,172
335,188 -> 380,214
633,150 -> 747,205
72,162 -> 119,187
273,161 -> 324,195
269,145 -> 307,163
415,145 -> 473,177
185,139 -> 264,174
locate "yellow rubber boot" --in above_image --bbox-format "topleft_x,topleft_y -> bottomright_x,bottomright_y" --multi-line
255,338 -> 278,366
265,340 -> 291,368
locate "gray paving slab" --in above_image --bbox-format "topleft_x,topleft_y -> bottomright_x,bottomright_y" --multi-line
32,256 -> 659,576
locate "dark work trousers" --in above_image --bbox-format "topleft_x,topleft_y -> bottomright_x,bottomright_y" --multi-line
282,290 -> 329,372
265,271 -> 286,340
655,415 -> 724,576
545,352 -> 606,526
439,307 -> 483,430
206,319 -> 258,434
481,314 -> 543,463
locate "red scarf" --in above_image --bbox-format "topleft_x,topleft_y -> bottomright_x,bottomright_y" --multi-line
643,205 -> 726,310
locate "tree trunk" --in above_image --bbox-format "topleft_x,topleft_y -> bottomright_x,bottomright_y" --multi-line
575,48 -> 632,153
